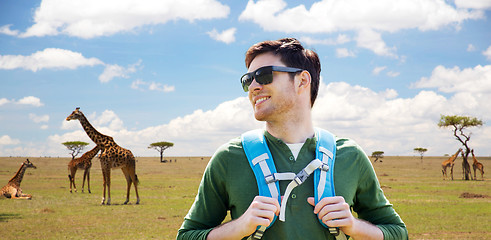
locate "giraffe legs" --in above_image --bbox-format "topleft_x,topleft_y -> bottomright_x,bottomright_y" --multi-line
122,167 -> 140,204
133,173 -> 140,205
101,168 -> 111,205
7,188 -> 32,200
450,165 -> 454,180
123,168 -> 131,204
82,168 -> 91,193
69,169 -> 77,193
87,168 -> 91,193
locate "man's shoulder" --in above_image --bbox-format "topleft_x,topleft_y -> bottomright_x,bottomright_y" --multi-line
334,136 -> 371,165
211,136 -> 245,161
335,136 -> 362,150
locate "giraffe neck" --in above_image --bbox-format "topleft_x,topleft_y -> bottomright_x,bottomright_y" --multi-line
81,146 -> 100,160
9,164 -> 27,187
451,150 -> 460,161
78,114 -> 111,147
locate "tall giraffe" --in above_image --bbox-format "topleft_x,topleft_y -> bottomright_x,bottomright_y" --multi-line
68,145 -> 101,193
471,149 -> 484,180
441,148 -> 462,180
1,159 -> 37,199
66,108 -> 140,205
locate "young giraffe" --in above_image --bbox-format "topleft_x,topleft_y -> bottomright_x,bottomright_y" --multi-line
1,159 -> 37,199
68,145 -> 101,193
441,148 -> 462,180
471,149 -> 484,180
66,108 -> 140,205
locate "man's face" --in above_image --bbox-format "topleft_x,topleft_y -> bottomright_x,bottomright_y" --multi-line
247,53 -> 298,122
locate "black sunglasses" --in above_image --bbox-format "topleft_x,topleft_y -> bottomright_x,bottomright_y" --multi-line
240,65 -> 304,92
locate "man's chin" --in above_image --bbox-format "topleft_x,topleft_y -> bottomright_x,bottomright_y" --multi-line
253,112 -> 267,122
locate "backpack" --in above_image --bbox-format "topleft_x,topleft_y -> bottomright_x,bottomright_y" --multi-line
241,128 -> 347,240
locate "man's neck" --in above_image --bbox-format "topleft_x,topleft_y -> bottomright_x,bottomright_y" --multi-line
265,112 -> 315,144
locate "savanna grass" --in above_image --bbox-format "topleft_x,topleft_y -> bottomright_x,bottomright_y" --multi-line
0,155 -> 489,239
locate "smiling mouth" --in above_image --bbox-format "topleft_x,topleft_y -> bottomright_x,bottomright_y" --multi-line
255,96 -> 270,106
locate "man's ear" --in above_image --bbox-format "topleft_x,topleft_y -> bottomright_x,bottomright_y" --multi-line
297,70 -> 312,93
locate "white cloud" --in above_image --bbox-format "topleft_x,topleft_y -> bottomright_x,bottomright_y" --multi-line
0,97 -> 44,107
239,0 -> 483,57
372,66 -> 387,75
312,80 -> 490,156
93,110 -> 125,131
356,29 -> 397,58
455,0 -> 491,10
467,44 -> 476,52
336,48 -> 356,58
0,135 -> 20,145
61,119 -> 80,130
19,0 -> 230,39
483,45 -> 491,61
381,88 -> 398,99
412,64 -> 491,93
300,34 -> 351,46
17,96 -> 44,107
0,48 -> 139,84
207,28 -> 237,44
46,64 -> 491,157
241,0 -> 483,32
0,98 -> 11,106
0,48 -> 103,72
29,113 -> 50,123
131,79 -> 175,92
51,98 -> 262,156
149,82 -> 175,92
99,60 -> 142,83
0,24 -> 19,36
131,79 -> 146,90
387,71 -> 400,77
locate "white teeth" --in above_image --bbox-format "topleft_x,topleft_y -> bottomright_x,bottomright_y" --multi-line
256,97 -> 269,105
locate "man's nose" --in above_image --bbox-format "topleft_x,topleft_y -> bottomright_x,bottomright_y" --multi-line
249,78 -> 262,92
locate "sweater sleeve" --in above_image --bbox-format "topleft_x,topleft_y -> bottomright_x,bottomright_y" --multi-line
176,143 -> 232,240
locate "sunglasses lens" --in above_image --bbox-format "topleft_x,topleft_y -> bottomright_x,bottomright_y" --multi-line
255,68 -> 273,85
241,74 -> 253,92
240,66 -> 274,92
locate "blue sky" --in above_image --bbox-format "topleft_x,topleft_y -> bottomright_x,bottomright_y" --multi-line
1,0 -> 490,157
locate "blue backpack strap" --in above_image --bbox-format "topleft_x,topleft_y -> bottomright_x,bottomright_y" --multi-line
241,129 -> 280,237
313,128 -> 340,236
314,128 -> 336,202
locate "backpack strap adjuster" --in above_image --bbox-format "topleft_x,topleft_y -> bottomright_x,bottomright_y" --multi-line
321,163 -> 330,172
293,169 -> 310,185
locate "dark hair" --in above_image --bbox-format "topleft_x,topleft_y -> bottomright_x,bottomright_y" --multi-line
245,38 -> 321,106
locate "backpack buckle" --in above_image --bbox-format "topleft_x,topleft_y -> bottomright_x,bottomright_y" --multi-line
264,174 -> 276,184
321,163 -> 329,172
329,227 -> 340,236
294,170 -> 309,185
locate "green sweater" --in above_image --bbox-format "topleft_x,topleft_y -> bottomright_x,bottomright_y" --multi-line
177,131 -> 407,240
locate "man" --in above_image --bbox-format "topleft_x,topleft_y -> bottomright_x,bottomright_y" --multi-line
177,38 -> 407,240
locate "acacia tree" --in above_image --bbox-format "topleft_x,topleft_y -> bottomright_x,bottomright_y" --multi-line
438,115 -> 483,180
148,141 -> 174,162
371,151 -> 384,162
413,147 -> 428,163
62,141 -> 89,159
